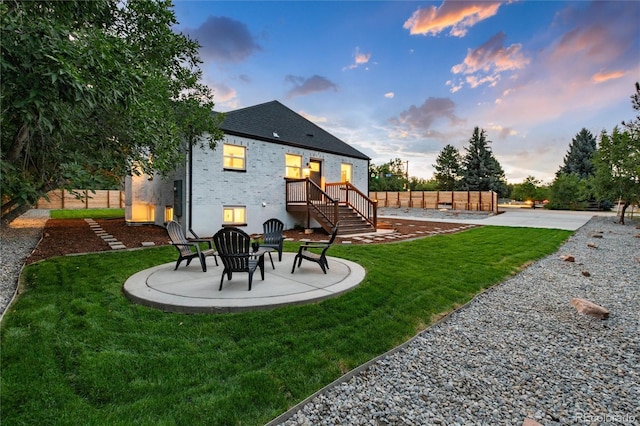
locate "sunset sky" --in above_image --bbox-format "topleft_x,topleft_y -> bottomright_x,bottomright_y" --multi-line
172,1 -> 639,184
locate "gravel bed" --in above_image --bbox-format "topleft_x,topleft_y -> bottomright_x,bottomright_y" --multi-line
0,209 -> 49,318
272,216 -> 640,426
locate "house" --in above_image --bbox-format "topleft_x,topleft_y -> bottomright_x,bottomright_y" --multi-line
125,100 -> 377,238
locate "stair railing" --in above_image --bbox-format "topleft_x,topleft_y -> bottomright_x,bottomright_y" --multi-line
285,178 -> 339,233
325,182 -> 377,230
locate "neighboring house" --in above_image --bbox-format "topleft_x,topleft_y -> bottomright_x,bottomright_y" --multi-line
125,100 -> 376,237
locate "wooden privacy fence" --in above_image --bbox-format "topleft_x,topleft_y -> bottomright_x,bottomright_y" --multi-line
35,189 -> 125,209
370,191 -> 498,213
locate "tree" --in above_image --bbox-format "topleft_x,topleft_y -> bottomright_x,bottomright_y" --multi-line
593,127 -> 639,224
369,158 -> 408,191
556,128 -> 597,178
511,176 -> 542,203
592,83 -> 640,224
433,144 -> 461,191
459,127 -> 508,196
1,0 -> 224,223
547,173 -> 589,210
408,177 -> 439,191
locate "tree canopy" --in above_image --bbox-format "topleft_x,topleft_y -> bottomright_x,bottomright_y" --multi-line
1,0 -> 224,223
369,159 -> 408,191
592,83 -> 640,223
556,128 -> 597,178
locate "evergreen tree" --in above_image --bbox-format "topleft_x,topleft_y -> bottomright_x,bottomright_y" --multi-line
433,144 -> 461,190
556,128 -> 597,178
460,127 -> 507,196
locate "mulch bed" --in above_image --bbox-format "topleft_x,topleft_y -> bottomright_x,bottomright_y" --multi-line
26,218 -> 472,265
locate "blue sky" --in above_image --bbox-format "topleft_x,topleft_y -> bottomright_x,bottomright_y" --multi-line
172,1 -> 639,183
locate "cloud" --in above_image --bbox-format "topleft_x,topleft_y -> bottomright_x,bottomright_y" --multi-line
210,83 -> 237,104
592,70 -> 625,83
388,97 -> 464,135
403,1 -> 503,37
384,92 -> 395,99
284,75 -> 339,98
449,32 -> 530,91
345,47 -> 372,70
185,16 -> 261,63
487,1 -> 639,128
299,111 -> 327,123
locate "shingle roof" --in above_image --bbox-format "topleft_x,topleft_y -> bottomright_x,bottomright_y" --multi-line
217,100 -> 369,160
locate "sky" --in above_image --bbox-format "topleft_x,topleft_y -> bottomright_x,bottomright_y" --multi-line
171,0 -> 640,184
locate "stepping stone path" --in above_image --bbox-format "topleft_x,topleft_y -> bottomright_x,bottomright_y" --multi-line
84,218 -> 127,250
338,224 -> 478,244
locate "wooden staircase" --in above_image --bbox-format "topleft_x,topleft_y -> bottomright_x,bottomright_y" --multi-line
285,178 -> 378,236
315,205 -> 375,235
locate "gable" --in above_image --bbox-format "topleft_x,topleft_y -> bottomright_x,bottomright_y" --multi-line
216,101 -> 370,161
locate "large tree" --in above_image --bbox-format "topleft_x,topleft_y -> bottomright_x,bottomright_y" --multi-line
1,0 -> 224,223
592,83 -> 640,224
433,144 -> 461,191
556,128 -> 597,178
459,127 -> 507,196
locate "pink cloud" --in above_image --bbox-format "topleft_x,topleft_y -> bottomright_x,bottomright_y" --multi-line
592,70 -> 626,83
452,32 -> 529,75
403,1 -> 503,37
345,47 -> 372,70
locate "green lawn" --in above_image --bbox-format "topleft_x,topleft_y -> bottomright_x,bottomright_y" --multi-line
50,208 -> 125,219
1,226 -> 571,425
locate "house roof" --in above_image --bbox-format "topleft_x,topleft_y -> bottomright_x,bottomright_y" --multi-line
217,100 -> 370,161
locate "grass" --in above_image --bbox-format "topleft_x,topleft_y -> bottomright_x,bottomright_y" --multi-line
1,226 -> 572,425
50,208 -> 124,219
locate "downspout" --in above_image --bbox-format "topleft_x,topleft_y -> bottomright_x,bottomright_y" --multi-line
188,142 -> 195,237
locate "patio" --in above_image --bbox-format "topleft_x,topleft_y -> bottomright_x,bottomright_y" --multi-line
123,252 -> 365,313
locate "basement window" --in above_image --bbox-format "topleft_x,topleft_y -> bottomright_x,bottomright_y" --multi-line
223,206 -> 246,226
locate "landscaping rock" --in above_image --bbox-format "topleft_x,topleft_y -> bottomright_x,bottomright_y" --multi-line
559,255 -> 575,262
570,297 -> 609,320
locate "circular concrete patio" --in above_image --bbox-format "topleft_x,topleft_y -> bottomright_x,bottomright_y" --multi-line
123,252 -> 365,313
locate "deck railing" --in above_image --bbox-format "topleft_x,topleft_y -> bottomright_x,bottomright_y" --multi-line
286,179 -> 377,231
285,178 -> 339,232
325,182 -> 377,229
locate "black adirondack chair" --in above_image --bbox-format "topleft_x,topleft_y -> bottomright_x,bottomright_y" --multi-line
260,218 -> 285,268
291,224 -> 339,274
213,227 -> 264,291
166,220 -> 217,272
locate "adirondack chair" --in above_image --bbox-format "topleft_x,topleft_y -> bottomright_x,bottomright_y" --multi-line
291,224 -> 339,274
213,227 -> 265,291
166,220 -> 217,272
260,218 -> 285,268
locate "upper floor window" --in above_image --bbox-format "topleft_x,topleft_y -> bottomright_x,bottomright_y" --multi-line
223,144 -> 246,171
285,154 -> 302,178
341,163 -> 353,183
223,206 -> 246,225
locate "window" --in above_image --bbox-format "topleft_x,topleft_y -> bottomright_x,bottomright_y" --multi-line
223,144 -> 246,170
285,154 -> 302,178
223,206 -> 246,225
341,163 -> 353,183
